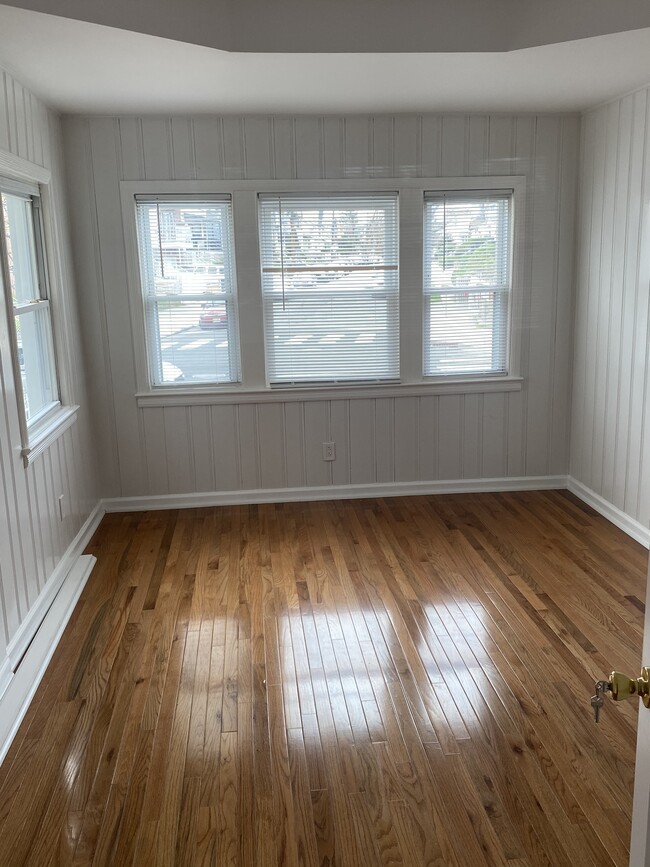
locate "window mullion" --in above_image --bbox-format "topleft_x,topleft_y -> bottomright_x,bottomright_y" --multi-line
233,190 -> 266,389
399,188 -> 424,384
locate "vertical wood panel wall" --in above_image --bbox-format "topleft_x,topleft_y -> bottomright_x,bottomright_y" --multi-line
0,69 -> 100,670
571,89 -> 650,533
63,112 -> 579,501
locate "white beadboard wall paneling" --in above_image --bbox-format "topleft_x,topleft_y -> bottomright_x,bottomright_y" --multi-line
602,94 -> 634,509
284,401 -> 306,488
212,404 -> 240,492
525,116 -> 561,476
550,116 -> 579,476
631,91 -> 650,529
571,110 -> 594,490
271,117 -> 295,180
62,112 -> 580,501
618,92 -> 648,517
170,117 -> 195,180
370,116 -> 393,179
0,67 -> 101,696
223,117 -> 246,180
189,404 -> 213,491
571,87 -> 650,534
0,71 -> 10,153
295,117 -> 321,180
62,117 -> 119,499
329,400 -> 351,485
507,116 -> 535,479
117,117 -> 144,180
88,118 -> 144,496
463,393 -> 482,479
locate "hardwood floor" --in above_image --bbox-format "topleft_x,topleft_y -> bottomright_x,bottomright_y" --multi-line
0,491 -> 646,866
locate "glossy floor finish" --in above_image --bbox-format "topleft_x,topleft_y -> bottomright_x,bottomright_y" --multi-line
0,491 -> 647,867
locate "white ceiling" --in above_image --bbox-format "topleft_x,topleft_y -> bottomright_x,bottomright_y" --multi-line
0,5 -> 650,115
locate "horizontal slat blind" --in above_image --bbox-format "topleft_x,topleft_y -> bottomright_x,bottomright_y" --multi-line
135,197 -> 240,386
423,191 -> 511,376
259,193 -> 399,385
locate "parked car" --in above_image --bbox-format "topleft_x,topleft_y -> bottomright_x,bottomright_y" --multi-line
198,303 -> 227,328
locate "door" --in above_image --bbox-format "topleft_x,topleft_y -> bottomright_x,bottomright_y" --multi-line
630,551 -> 650,867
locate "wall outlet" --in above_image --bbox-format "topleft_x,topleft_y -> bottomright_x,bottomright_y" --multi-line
58,494 -> 65,521
322,441 -> 336,461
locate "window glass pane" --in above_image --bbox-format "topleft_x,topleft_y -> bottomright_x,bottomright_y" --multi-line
1,192 -> 41,305
426,289 -> 508,375
425,197 -> 509,290
424,193 -> 511,376
16,306 -> 57,420
264,293 -> 399,382
147,299 -> 235,385
136,199 -> 240,386
259,194 -> 399,384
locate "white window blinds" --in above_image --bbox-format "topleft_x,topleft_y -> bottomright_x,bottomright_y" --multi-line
135,197 -> 240,386
258,193 -> 399,385
423,192 -> 512,377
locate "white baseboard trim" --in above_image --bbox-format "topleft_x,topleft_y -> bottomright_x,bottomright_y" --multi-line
103,475 -> 568,513
6,500 -> 105,671
567,477 -> 650,548
0,553 -> 97,765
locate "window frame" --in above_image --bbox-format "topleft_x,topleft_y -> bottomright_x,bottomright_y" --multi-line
134,194 -> 242,388
0,157 -> 77,466
120,177 -> 525,407
258,191 -> 401,387
422,189 -> 514,380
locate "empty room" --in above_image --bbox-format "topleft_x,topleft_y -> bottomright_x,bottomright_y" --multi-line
0,1 -> 650,865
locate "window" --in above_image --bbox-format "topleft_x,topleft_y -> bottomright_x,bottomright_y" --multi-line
135,197 -> 240,386
423,191 -> 512,377
0,181 -> 60,431
126,178 -> 522,405
258,193 -> 399,385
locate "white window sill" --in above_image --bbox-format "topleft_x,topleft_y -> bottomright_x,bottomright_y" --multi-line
135,377 -> 523,407
21,405 -> 79,467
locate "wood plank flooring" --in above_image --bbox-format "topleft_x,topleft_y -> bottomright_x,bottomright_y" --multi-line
0,490 -> 647,866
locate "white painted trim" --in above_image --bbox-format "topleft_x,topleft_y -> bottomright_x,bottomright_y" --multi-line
121,176 -> 526,196
21,404 -> 79,467
0,655 -> 12,703
0,148 -> 50,185
5,499 -> 104,670
136,376 -> 524,407
0,554 -> 97,765
567,477 -> 650,548
103,475 -> 567,513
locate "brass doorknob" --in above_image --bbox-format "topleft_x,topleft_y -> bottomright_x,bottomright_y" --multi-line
608,667 -> 650,707
591,667 -> 650,722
